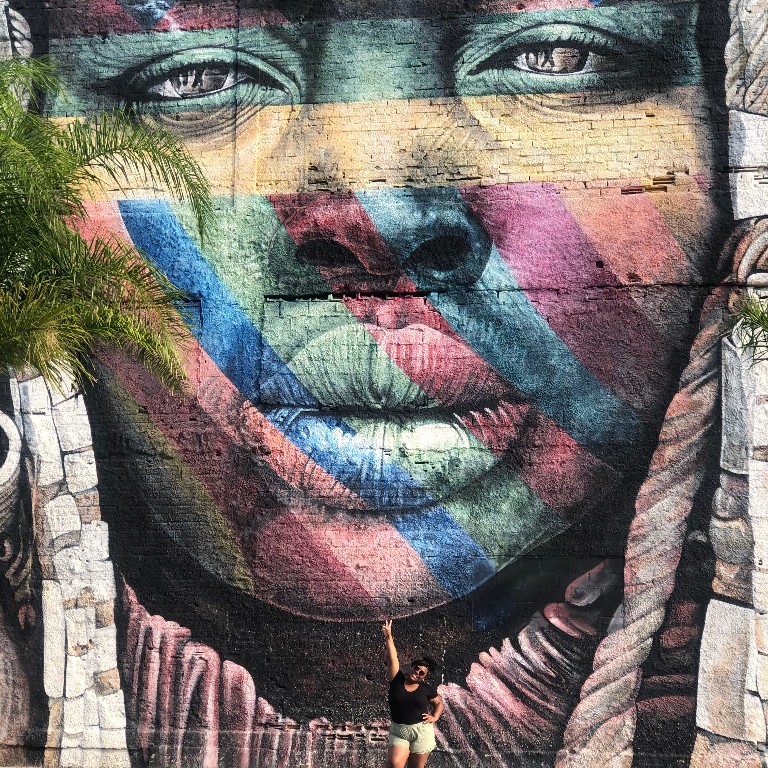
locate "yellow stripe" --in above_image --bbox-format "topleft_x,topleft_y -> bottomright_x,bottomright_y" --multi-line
54,85 -> 715,196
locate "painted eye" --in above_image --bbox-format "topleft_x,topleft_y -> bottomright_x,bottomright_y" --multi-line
128,48 -> 299,111
467,40 -> 619,79
455,24 -> 643,96
512,46 -> 591,75
146,65 -> 245,100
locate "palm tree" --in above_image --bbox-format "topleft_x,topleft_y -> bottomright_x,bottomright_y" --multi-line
0,57 -> 212,391
733,292 -> 768,362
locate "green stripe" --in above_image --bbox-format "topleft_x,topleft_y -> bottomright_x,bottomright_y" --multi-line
345,406 -> 565,570
171,197 -> 437,408
46,2 -> 700,116
343,413 -> 498,488
442,462 -> 567,569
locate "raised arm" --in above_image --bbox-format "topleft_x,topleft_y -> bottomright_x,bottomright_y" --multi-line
381,619 -> 399,681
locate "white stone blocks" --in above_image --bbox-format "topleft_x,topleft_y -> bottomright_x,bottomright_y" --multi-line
44,495 -> 82,545
89,561 -> 117,603
47,373 -> 79,407
697,599 -> 765,743
748,462 -> 768,520
22,411 -> 64,488
752,516 -> 768,572
753,571 -> 768,614
81,522 -> 111,562
83,689 -> 99,727
9,377 -> 21,433
18,376 -> 51,415
53,394 -> 93,453
98,728 -> 130,752
730,111 -> 768,220
65,606 -> 93,655
53,548 -> 86,603
59,747 -> 84,768
98,691 -> 127,731
12,375 -> 131,767
721,337 -> 752,474
93,625 -> 118,674
63,695 -> 85,736
65,653 -> 89,699
0,410 -> 21,489
42,580 -> 66,698
64,449 -> 99,494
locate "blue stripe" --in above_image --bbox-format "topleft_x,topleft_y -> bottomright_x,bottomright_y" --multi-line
392,507 -> 498,599
118,199 -> 495,597
354,186 -> 641,464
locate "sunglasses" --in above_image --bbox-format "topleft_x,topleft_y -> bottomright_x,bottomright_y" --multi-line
411,666 -> 429,677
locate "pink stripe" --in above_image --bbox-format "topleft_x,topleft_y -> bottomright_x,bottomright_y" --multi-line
289,506 -> 450,617
247,510 -> 385,620
50,3 -> 141,37
98,346 -> 279,529
459,402 -> 619,519
560,188 -> 705,287
77,200 -> 132,240
156,5 -> 288,31
50,1 -> 286,37
268,191 -> 412,293
99,304 -> 370,513
100,346 -> 384,611
518,416 -> 620,521
461,184 -> 672,415
269,192 -> 519,402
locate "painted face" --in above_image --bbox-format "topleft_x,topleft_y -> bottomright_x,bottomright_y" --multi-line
47,0 -> 726,621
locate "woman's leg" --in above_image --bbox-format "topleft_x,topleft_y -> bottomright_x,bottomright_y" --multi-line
406,751 -> 431,768
387,744 -> 411,768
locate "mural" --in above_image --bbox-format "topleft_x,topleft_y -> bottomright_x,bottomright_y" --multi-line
2,0 -> 768,765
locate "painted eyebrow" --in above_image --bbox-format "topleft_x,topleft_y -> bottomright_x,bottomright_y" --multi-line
134,0 -> 680,26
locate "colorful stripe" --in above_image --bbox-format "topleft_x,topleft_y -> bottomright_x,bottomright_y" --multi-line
118,199 -> 497,598
267,189 -> 622,515
99,326 -> 453,617
51,0 -> 634,37
355,186 -> 642,464
461,183 -> 673,414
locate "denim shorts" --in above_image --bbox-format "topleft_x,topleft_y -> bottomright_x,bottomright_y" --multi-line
388,721 -> 436,754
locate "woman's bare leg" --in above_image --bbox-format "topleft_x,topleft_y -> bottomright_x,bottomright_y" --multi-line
406,752 -> 431,768
387,744 -> 411,768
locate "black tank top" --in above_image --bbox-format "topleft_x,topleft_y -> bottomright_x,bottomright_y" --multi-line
388,671 -> 438,725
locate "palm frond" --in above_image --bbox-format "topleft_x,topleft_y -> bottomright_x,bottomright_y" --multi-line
0,283 -> 92,386
62,111 -> 213,238
19,228 -> 191,391
0,57 -> 60,110
733,292 -> 768,363
0,57 -> 211,391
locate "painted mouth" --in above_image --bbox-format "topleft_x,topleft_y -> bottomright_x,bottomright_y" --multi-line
249,321 -> 534,512
259,322 -> 516,412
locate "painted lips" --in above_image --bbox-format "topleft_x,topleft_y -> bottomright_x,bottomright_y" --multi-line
261,322 -> 515,410
255,321 -> 533,511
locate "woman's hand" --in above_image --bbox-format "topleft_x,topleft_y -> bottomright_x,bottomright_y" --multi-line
425,695 -> 442,723
382,619 -> 399,680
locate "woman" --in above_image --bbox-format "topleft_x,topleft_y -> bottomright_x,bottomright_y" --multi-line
382,619 -> 443,768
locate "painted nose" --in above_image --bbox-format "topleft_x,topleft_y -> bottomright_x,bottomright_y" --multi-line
273,188 -> 494,293
355,187 -> 494,290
